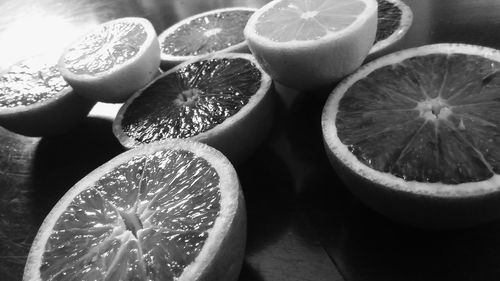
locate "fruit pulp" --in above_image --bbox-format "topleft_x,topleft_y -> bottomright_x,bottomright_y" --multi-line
120,57 -> 261,143
40,149 -> 221,280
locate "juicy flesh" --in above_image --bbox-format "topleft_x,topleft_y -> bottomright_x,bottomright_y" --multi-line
62,22 -> 147,75
336,53 -> 500,184
254,0 -> 365,42
375,0 -> 403,43
120,57 -> 261,143
40,149 -> 221,280
161,10 -> 253,56
0,59 -> 69,108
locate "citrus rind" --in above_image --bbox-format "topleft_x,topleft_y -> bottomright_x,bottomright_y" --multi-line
113,52 -> 274,164
322,43 -> 500,228
0,87 -> 95,136
58,17 -> 161,103
158,7 -> 256,69
23,139 -> 246,281
244,0 -> 378,90
367,0 -> 413,60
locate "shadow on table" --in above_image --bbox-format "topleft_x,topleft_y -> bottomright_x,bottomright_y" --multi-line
238,136 -> 295,255
31,117 -> 124,224
325,201 -> 500,281
238,260 -> 266,281
0,127 -> 39,281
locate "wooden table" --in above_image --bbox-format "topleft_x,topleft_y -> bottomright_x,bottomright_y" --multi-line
2,0 -> 500,280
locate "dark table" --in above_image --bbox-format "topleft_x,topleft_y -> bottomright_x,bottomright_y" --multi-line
2,0 -> 500,280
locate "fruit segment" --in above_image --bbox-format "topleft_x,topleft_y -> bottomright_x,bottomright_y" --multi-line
336,53 -> 500,184
39,149 -> 221,280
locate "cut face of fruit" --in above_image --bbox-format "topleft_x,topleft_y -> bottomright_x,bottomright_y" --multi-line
322,44 -> 500,228
331,44 -> 500,188
159,7 -> 256,68
244,0 -> 378,90
253,0 -> 366,42
64,23 -> 147,75
113,53 -> 274,164
119,57 -> 260,140
23,140 -> 246,281
0,54 -> 95,136
368,0 -> 413,59
58,17 -> 161,103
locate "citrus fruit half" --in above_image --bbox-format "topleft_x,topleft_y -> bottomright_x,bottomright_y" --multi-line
322,43 -> 500,228
367,0 -> 413,60
58,17 -> 161,103
112,52 -> 274,164
158,7 -> 256,69
23,139 -> 246,281
244,0 -> 378,91
0,54 -> 95,137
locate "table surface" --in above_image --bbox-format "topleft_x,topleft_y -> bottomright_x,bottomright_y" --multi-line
2,0 -> 500,280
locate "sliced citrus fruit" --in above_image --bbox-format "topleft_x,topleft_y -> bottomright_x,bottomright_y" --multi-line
0,54 -> 95,136
158,7 -> 256,69
322,43 -> 500,228
367,0 -> 413,60
244,0 -> 378,91
58,17 -> 161,103
23,139 -> 246,281
112,52 -> 274,164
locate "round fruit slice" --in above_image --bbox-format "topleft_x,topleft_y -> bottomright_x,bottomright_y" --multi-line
112,52 -> 274,164
0,54 -> 95,137
322,43 -> 500,228
244,0 -> 378,91
158,7 -> 256,69
367,0 -> 413,60
23,139 -> 246,281
58,17 -> 161,103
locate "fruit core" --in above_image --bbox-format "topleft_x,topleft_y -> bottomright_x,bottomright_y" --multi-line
300,11 -> 319,20
175,88 -> 202,106
118,210 -> 143,238
204,28 -> 222,37
417,98 -> 452,121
